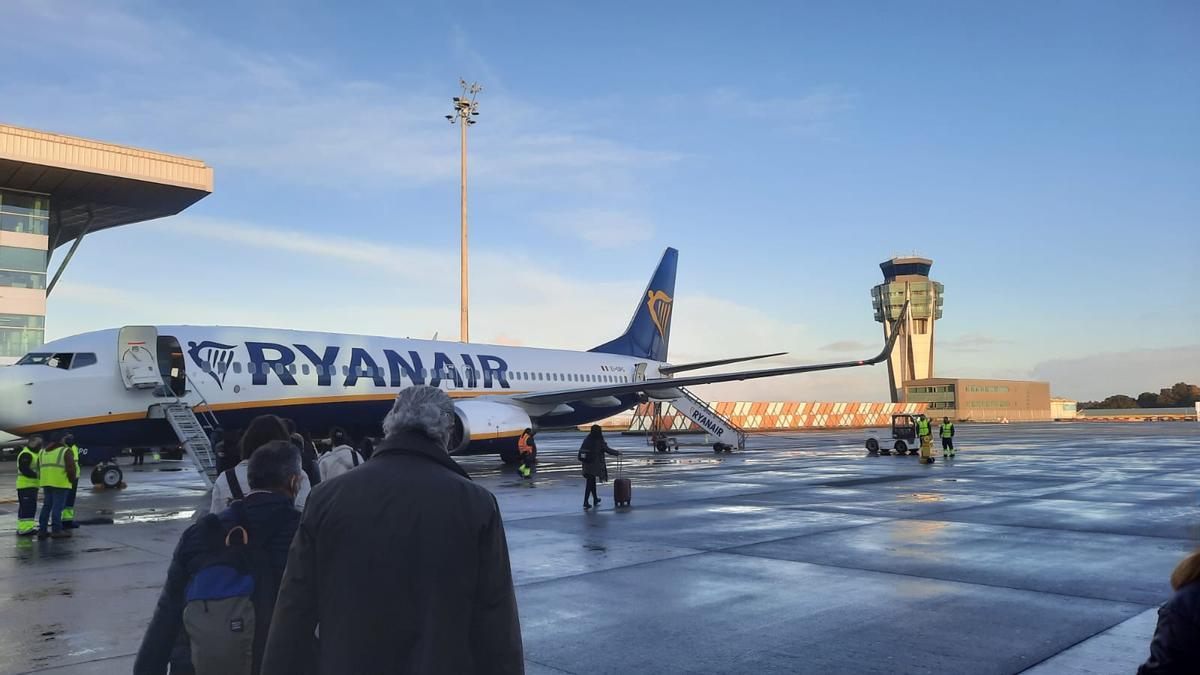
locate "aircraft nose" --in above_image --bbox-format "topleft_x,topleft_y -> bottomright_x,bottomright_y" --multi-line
0,367 -> 29,435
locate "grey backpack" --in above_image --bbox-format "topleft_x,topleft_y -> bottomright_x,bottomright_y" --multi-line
182,502 -> 280,674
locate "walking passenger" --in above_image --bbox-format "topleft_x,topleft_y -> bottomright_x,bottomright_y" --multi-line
282,417 -> 321,486
214,427 -> 241,473
1138,549 -> 1200,673
579,425 -> 621,509
61,432 -> 81,529
37,437 -> 77,539
15,436 -> 42,536
135,441 -> 304,675
316,427 -> 363,481
940,417 -> 956,458
210,415 -> 311,514
262,386 -> 523,674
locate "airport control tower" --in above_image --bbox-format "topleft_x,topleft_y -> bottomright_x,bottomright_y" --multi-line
871,256 -> 944,402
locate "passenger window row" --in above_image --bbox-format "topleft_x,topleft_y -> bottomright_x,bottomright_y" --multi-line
205,361 -> 630,385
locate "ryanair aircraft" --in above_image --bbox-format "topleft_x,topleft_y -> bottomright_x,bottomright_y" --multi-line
0,248 -> 903,461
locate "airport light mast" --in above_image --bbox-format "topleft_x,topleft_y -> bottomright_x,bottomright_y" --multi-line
446,79 -> 481,343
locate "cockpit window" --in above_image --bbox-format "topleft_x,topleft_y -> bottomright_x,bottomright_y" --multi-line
16,352 -> 97,370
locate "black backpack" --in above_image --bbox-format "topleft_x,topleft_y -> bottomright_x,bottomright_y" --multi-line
182,502 -> 283,675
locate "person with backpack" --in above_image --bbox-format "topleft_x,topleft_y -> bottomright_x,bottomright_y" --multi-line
262,386 -> 523,674
210,415 -> 311,514
135,441 -> 304,675
579,425 -> 621,510
316,427 -> 363,481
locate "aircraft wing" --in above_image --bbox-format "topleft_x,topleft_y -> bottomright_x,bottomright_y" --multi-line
657,352 -> 786,375
515,303 -> 908,406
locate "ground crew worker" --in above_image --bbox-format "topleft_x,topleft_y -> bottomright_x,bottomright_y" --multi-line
916,414 -> 934,464
37,438 -> 78,539
61,432 -> 81,529
517,428 -> 537,479
940,417 -> 956,458
15,436 -> 43,536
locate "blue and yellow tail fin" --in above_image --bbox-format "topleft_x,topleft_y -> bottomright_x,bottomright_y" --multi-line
589,247 -> 677,362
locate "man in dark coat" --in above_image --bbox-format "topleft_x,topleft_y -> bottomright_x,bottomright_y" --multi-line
135,441 -> 304,674
262,386 -> 524,675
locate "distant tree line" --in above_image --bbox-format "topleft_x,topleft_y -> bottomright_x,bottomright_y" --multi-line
1079,382 -> 1200,410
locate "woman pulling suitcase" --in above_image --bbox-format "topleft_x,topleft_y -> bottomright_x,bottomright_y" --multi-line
578,425 -> 622,510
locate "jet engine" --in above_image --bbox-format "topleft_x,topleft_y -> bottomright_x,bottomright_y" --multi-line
449,400 -> 533,462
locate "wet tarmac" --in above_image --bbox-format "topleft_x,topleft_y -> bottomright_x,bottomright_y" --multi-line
1,422 -> 1196,674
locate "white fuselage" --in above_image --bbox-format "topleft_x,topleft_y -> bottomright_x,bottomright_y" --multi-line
0,325 -> 663,452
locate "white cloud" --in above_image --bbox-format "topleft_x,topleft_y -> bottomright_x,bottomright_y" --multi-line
537,209 -> 655,247
707,87 -> 854,136
819,339 -> 872,352
46,216 -> 892,400
1031,346 -> 1200,401
1,1 -> 679,196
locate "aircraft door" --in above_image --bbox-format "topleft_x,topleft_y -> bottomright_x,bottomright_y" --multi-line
157,335 -> 187,397
633,363 -> 647,382
118,326 -> 164,390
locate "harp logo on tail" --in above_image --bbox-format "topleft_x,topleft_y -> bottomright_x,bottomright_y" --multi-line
646,290 -> 673,341
188,340 -> 238,390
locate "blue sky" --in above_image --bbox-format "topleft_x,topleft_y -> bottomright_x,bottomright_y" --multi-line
6,0 -> 1198,401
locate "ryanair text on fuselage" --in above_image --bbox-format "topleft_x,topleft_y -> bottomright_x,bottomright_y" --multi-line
194,341 -> 512,391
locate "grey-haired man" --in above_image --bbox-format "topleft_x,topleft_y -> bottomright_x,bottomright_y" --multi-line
263,386 -> 524,674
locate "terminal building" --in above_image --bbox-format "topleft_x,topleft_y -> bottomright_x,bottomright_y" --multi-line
0,124 -> 212,363
902,377 -> 1051,422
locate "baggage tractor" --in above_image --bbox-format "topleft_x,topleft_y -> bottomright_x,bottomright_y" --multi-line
614,477 -> 632,507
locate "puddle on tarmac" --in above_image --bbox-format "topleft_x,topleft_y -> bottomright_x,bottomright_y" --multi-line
112,509 -> 196,525
583,543 -> 607,552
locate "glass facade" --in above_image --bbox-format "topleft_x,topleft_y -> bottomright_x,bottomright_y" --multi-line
967,400 -> 1013,408
0,190 -> 49,359
0,190 -> 50,235
966,384 -> 1010,393
905,384 -> 955,404
871,280 -> 945,322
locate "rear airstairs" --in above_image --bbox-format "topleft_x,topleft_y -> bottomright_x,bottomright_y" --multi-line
645,387 -> 746,452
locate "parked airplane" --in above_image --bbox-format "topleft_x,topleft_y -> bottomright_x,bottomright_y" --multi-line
0,248 -> 906,462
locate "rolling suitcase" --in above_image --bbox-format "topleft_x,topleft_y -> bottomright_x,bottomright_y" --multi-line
613,453 -> 632,506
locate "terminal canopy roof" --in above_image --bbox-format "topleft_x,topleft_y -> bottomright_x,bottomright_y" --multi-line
0,124 -> 213,248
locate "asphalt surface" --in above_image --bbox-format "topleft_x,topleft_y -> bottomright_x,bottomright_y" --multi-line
0,421 -> 1196,674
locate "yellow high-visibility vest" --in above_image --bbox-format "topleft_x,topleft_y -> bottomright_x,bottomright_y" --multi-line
916,417 -> 931,436
16,448 -> 38,489
940,423 -> 954,438
38,446 -> 72,489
